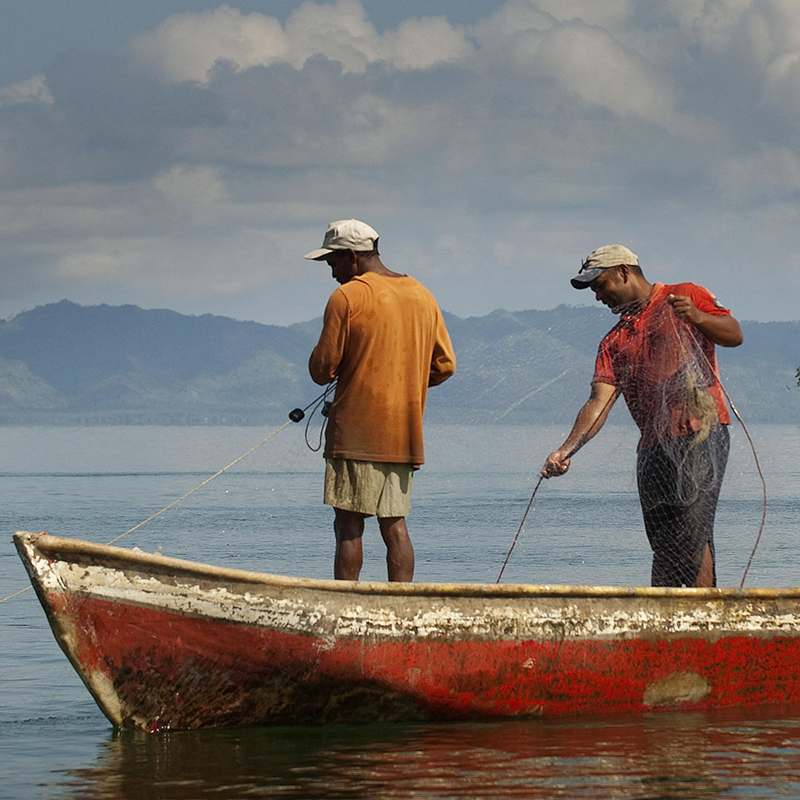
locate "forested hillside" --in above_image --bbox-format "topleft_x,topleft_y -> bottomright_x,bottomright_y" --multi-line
0,301 -> 796,425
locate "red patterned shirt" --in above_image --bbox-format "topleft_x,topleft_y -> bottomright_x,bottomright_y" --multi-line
593,282 -> 732,450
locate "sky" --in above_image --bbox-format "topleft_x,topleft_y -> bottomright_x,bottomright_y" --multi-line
1,0 -> 800,325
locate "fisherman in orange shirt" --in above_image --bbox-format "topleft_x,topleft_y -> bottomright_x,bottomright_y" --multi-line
306,220 -> 455,582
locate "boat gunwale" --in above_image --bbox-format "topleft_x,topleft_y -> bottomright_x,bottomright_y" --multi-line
15,531 -> 800,601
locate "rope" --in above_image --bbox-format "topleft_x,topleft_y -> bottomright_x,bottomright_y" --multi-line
106,420 -> 293,545
725,391 -> 768,588
0,586 -> 31,605
1,419 -> 293,604
303,380 -> 337,452
0,387 -> 344,606
496,476 -> 543,583
496,390 -> 619,583
674,313 -> 768,587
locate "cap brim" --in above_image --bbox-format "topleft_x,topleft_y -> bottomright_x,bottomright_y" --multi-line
304,248 -> 334,260
570,266 -> 605,289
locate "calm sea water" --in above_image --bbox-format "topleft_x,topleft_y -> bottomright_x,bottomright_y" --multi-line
1,422 -> 799,799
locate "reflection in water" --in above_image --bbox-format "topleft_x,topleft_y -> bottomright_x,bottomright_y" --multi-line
59,706 -> 800,799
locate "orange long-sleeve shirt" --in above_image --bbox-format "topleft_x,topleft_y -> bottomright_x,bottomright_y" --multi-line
309,272 -> 455,465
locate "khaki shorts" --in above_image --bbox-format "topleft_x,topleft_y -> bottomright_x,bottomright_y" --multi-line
324,458 -> 413,518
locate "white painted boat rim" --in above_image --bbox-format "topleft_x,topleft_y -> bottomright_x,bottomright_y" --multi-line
14,530 -> 800,600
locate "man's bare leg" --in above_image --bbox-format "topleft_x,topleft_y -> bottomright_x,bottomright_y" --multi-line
334,508 -> 365,580
378,516 -> 414,582
694,543 -> 715,588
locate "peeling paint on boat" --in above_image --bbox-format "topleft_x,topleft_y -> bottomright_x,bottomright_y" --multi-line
14,531 -> 800,732
41,557 -> 800,642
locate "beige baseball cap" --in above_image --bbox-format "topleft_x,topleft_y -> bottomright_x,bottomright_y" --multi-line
304,219 -> 379,260
571,244 -> 639,289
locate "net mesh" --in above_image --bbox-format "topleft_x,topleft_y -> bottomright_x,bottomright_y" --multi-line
599,297 -> 730,587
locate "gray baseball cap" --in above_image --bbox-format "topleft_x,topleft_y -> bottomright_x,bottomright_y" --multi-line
571,244 -> 639,289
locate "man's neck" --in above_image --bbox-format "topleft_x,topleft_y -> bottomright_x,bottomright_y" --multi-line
615,278 -> 655,317
631,277 -> 655,305
359,256 -> 403,278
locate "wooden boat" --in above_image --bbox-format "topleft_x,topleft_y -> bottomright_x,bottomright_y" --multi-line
14,530 -> 800,732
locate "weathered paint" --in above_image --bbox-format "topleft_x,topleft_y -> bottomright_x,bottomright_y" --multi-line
14,531 -> 800,732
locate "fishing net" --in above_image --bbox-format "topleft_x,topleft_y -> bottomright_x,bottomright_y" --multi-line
595,294 -> 732,587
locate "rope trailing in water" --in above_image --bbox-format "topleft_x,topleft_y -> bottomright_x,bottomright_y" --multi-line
0,419 -> 290,605
105,419 -> 294,546
1,386 -> 337,605
723,390 -> 767,588
496,389 -> 620,584
108,380 -> 337,546
496,476 -> 543,584
0,587 -> 32,605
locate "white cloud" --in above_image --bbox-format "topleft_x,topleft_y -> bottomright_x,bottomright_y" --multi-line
469,0 -> 555,50
0,74 -> 54,107
527,24 -> 677,123
58,242 -> 146,281
382,16 -> 474,70
280,0 -> 384,71
532,0 -> 634,29
717,146 -> 800,202
0,183 -> 145,239
690,0 -> 800,70
129,5 -> 289,83
766,50 -> 800,120
3,0 -> 800,324
153,165 -> 229,222
130,0 -> 473,82
690,0 -> 753,56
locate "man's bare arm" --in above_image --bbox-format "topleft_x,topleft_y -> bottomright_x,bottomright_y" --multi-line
667,294 -> 743,347
541,382 -> 619,478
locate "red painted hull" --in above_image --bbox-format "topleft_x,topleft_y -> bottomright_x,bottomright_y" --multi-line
15,531 -> 800,731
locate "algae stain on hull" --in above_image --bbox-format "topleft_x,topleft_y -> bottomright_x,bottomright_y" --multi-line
643,672 -> 711,707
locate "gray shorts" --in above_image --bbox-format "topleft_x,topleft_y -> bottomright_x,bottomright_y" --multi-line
324,458 -> 413,518
637,424 -> 729,587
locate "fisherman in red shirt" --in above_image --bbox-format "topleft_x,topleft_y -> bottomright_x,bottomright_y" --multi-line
542,245 -> 743,587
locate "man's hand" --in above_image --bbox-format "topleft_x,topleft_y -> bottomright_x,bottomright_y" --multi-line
541,450 -> 571,478
667,293 -> 701,325
667,292 -> 744,347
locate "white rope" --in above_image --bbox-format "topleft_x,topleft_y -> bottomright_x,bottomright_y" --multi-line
0,586 -> 31,604
106,420 -> 293,545
672,313 -> 768,587
1,420 -> 294,604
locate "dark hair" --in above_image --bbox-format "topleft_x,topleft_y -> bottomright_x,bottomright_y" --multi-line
360,240 -> 380,258
614,263 -> 643,278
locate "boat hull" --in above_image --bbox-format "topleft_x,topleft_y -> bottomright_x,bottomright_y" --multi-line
14,531 -> 800,731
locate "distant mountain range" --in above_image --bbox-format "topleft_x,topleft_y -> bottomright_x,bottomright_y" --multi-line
0,300 -> 797,425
